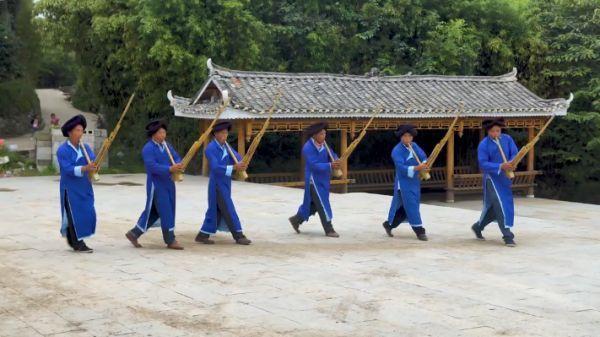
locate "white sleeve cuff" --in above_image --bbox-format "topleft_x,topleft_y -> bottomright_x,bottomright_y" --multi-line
407,166 -> 415,178
497,166 -> 502,175
225,165 -> 233,177
74,166 -> 83,177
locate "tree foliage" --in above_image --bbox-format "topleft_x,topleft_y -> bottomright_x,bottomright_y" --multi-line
531,0 -> 600,203
0,0 -> 41,136
33,0 -> 600,202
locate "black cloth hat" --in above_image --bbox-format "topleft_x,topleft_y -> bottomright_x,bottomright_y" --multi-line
304,122 -> 328,137
212,120 -> 233,134
394,124 -> 418,138
145,119 -> 168,137
482,117 -> 505,131
61,114 -> 87,137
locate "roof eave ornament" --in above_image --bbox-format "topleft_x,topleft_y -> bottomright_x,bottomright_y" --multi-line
207,58 -> 214,75
505,67 -> 518,81
565,92 -> 574,104
222,90 -> 229,105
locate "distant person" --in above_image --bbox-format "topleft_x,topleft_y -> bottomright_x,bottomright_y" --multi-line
57,114 -> 97,253
30,116 -> 39,136
50,113 -> 60,128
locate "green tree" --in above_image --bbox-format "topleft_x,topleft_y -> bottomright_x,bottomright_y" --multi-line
33,0 -> 599,203
35,0 -> 269,171
530,0 -> 600,203
0,0 -> 41,136
417,18 -> 480,74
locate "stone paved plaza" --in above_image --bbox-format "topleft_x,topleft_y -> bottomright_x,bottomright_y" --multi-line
0,174 -> 599,336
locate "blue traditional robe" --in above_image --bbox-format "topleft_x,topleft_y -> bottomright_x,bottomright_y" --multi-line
477,134 -> 518,228
387,142 -> 428,227
57,140 -> 96,240
135,140 -> 181,235
200,139 -> 243,234
297,139 -> 338,222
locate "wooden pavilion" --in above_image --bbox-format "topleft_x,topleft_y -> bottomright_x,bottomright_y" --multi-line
168,59 -> 571,202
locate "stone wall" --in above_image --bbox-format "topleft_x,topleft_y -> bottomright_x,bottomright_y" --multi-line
38,128 -> 107,171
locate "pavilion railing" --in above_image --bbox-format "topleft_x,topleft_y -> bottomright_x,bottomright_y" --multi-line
453,170 -> 541,192
247,167 -> 540,194
246,172 -> 353,188
246,172 -> 299,184
346,166 -> 473,192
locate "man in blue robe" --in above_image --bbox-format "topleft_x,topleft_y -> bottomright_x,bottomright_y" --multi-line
57,114 -> 97,253
288,122 -> 342,237
471,117 -> 518,247
382,125 -> 429,241
195,120 -> 252,245
125,120 -> 184,250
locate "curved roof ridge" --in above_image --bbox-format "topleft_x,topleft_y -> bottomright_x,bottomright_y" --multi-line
207,58 -> 518,82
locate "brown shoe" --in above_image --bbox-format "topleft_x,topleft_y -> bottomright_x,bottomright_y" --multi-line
195,232 -> 215,244
235,235 -> 252,245
326,231 -> 340,238
125,231 -> 142,248
167,241 -> 184,250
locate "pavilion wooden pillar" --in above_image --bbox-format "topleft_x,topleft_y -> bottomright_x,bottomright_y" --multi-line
445,128 -> 455,203
340,130 -> 348,193
237,121 -> 246,157
300,132 -> 307,181
201,120 -> 209,176
527,126 -> 535,198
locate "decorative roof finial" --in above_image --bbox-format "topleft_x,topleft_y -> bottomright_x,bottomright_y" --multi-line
365,67 -> 380,77
565,92 -> 574,104
207,58 -> 214,75
222,89 -> 229,103
506,67 -> 518,81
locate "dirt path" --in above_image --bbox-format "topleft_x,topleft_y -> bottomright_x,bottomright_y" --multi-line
3,89 -> 98,151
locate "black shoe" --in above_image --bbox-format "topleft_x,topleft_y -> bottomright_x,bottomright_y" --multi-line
504,238 -> 516,247
75,242 -> 94,253
66,237 -> 74,249
195,232 -> 214,244
289,214 -> 302,233
471,223 -> 485,240
382,221 -> 394,237
412,226 -> 428,241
